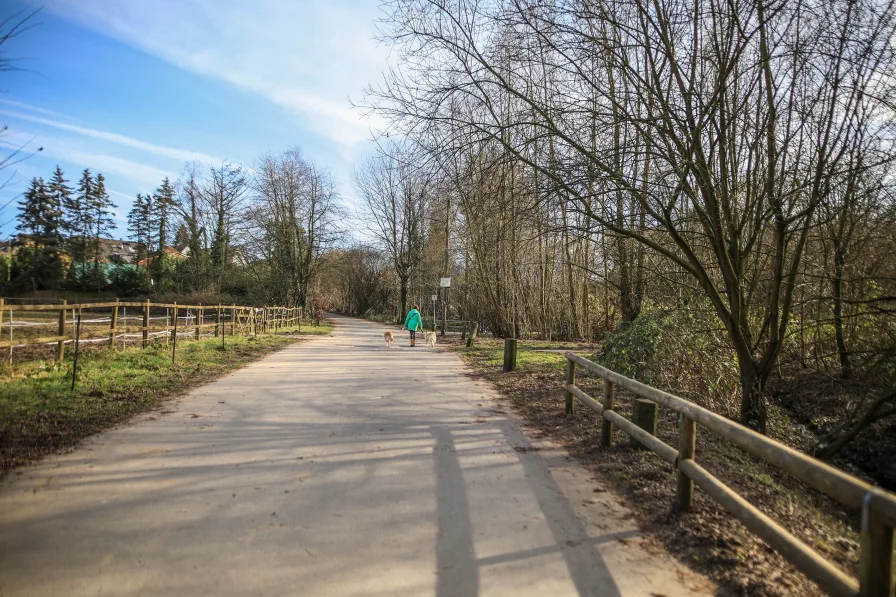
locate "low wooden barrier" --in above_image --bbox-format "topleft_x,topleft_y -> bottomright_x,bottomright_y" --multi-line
0,299 -> 304,365
563,351 -> 896,597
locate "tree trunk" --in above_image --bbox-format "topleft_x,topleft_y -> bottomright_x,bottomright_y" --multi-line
739,360 -> 769,434
399,276 -> 408,324
832,241 -> 852,379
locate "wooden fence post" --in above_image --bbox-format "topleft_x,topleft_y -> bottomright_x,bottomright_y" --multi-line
57,299 -> 67,362
142,300 -> 150,348
631,399 -> 658,449
676,414 -> 697,512
71,305 -> 82,390
195,304 -> 202,340
6,306 -> 11,365
231,304 -> 236,337
171,303 -> 178,362
859,495 -> 895,597
0,299 -> 4,365
109,299 -> 119,349
465,321 -> 478,348
565,357 -> 576,415
600,380 -> 615,448
503,338 -> 518,372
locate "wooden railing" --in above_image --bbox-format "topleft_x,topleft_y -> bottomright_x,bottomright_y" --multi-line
0,299 -> 304,364
563,351 -> 896,597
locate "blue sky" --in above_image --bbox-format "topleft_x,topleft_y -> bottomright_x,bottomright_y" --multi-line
0,0 -> 391,236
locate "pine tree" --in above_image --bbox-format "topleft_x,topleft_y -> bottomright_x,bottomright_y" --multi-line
48,166 -> 75,285
174,224 -> 189,249
88,173 -> 116,288
48,166 -> 73,231
66,169 -> 96,286
16,177 -> 64,288
152,177 -> 175,287
127,193 -> 152,266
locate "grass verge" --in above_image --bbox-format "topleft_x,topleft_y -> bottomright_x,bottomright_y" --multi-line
0,322 -> 333,474
452,337 -> 861,597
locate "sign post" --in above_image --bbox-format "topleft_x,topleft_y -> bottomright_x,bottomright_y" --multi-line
431,294 -> 437,331
439,278 -> 451,336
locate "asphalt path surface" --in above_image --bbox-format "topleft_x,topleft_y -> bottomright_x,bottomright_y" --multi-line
0,315 -> 710,596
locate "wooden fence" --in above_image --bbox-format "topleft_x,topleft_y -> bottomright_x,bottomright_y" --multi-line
563,351 -> 896,597
0,299 -> 304,365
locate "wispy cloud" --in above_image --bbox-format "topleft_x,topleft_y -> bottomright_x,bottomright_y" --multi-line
0,109 -> 222,164
61,151 -> 173,189
0,134 -> 174,189
38,0 -> 389,148
0,99 -> 81,121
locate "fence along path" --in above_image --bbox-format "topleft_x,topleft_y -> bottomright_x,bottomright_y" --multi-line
563,351 -> 896,597
0,299 -> 303,364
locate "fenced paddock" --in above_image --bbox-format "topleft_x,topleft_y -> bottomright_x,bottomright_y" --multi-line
563,351 -> 896,597
0,299 -> 304,365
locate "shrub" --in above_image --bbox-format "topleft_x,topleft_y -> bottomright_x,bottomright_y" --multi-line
108,265 -> 149,296
600,301 -> 740,416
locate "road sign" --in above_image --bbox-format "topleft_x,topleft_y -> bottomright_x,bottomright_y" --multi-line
440,277 -> 451,288
431,294 -> 437,302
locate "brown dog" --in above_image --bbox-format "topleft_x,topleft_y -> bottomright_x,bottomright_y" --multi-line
384,330 -> 394,348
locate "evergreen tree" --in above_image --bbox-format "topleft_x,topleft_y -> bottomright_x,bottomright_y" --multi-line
152,177 -> 175,286
16,177 -> 64,288
88,173 -> 116,288
174,224 -> 189,249
127,193 -> 152,265
66,169 -> 95,286
48,166 -> 73,231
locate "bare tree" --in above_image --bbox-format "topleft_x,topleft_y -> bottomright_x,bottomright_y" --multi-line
365,0 -> 896,432
252,149 -> 341,310
354,142 -> 430,321
0,8 -> 42,223
201,163 -> 249,289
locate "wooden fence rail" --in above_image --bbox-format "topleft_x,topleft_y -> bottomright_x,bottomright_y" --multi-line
563,351 -> 896,597
0,299 -> 304,365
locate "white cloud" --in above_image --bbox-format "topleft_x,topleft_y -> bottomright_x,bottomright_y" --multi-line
0,109 -> 222,164
61,151 -> 173,188
40,0 -> 390,149
0,99 -> 81,122
0,134 -> 174,189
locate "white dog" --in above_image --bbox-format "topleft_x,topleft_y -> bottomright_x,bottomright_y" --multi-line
424,331 -> 437,347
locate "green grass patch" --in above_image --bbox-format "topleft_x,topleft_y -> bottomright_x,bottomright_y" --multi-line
0,326 -> 331,473
452,338 -> 574,373
287,321 -> 335,335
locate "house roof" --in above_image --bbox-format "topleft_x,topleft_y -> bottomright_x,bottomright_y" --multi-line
137,246 -> 186,268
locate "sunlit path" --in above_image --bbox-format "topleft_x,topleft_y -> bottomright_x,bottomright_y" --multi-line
0,315 -> 708,596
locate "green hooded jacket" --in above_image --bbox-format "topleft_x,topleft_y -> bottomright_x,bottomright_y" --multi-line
404,308 -> 422,332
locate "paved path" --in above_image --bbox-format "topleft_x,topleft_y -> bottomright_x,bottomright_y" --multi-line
0,316 -> 709,596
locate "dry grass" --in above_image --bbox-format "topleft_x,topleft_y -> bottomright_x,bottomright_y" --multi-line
452,337 -> 863,597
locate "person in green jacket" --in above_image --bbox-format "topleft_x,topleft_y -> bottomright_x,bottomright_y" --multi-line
403,304 -> 423,347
